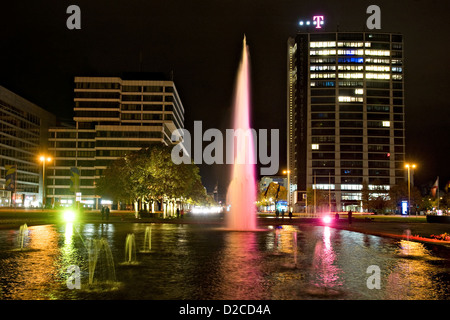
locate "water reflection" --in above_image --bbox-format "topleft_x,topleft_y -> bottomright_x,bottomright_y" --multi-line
309,226 -> 343,292
60,223 -> 79,273
6,225 -> 61,299
0,223 -> 449,300
270,225 -> 298,255
384,240 -> 448,300
217,232 -> 265,299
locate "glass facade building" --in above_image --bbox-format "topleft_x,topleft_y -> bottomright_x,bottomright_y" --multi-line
47,75 -> 184,208
287,32 -> 405,212
0,86 -> 56,207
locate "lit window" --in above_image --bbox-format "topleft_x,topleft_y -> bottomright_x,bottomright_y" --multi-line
369,185 -> 390,191
338,73 -> 364,79
312,144 -> 319,150
310,65 -> 336,71
339,81 -> 363,87
338,65 -> 363,71
365,65 -> 390,72
338,49 -> 364,55
310,49 -> 336,56
382,121 -> 390,127
310,41 -> 336,48
313,184 -> 335,190
310,73 -> 336,79
339,96 -> 363,102
338,57 -> 364,64
366,58 -> 390,64
341,193 -> 362,200
337,42 -> 364,48
365,73 -> 390,80
365,49 -> 390,56
354,89 -> 364,95
341,184 -> 363,190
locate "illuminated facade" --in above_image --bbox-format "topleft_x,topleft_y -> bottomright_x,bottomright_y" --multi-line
47,75 -> 184,208
287,32 -> 405,212
0,86 -> 56,207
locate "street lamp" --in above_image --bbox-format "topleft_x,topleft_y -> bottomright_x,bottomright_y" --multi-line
39,155 -> 52,208
283,170 -> 291,212
405,163 -> 416,215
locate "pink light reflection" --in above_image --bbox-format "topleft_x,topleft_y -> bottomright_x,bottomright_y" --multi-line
310,226 -> 342,289
216,232 -> 265,299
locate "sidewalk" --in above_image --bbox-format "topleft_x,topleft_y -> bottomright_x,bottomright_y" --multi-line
329,219 -> 450,245
261,215 -> 450,246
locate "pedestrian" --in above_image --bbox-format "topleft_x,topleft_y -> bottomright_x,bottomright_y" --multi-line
275,208 -> 279,219
176,208 -> 180,218
105,206 -> 110,220
335,212 -> 340,221
289,207 -> 293,220
281,209 -> 285,220
181,209 -> 184,219
348,209 -> 352,225
101,206 -> 105,220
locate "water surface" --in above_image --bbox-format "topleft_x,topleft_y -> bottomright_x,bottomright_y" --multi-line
0,223 -> 448,300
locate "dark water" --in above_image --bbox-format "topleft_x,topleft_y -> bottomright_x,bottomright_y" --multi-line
0,223 -> 449,300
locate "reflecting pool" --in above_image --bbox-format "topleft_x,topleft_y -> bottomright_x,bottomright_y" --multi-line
0,223 -> 449,299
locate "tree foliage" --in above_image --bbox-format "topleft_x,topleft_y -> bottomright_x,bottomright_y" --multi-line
388,180 -> 421,212
96,144 -> 207,209
306,186 -> 329,208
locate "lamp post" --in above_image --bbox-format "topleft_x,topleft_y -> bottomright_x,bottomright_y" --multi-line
283,170 -> 290,212
39,155 -> 52,208
405,163 -> 416,215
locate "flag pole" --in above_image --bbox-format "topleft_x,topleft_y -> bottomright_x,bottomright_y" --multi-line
437,176 -> 440,212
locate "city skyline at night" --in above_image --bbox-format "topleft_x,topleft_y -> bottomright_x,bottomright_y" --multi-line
1,0 -> 450,308
1,0 -> 449,195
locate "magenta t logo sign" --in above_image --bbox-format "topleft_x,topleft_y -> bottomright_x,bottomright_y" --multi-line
298,15 -> 325,28
313,16 -> 324,29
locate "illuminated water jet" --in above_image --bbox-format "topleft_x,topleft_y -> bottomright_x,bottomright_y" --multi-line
87,238 -> 116,286
17,223 -> 28,250
226,36 -> 257,231
140,226 -> 153,253
123,233 -> 138,264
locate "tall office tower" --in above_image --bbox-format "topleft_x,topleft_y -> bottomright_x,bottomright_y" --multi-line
287,32 -> 405,212
47,74 -> 184,208
0,86 -> 56,207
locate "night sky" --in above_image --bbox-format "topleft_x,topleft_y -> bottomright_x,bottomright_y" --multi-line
1,0 -> 449,196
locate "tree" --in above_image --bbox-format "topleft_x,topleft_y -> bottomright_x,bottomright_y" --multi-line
95,157 -> 134,204
366,182 -> 391,214
96,143 -> 207,215
369,194 -> 390,214
306,186 -> 328,213
388,181 -> 421,213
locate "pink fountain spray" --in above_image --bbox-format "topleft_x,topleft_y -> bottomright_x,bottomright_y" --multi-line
226,36 -> 257,231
